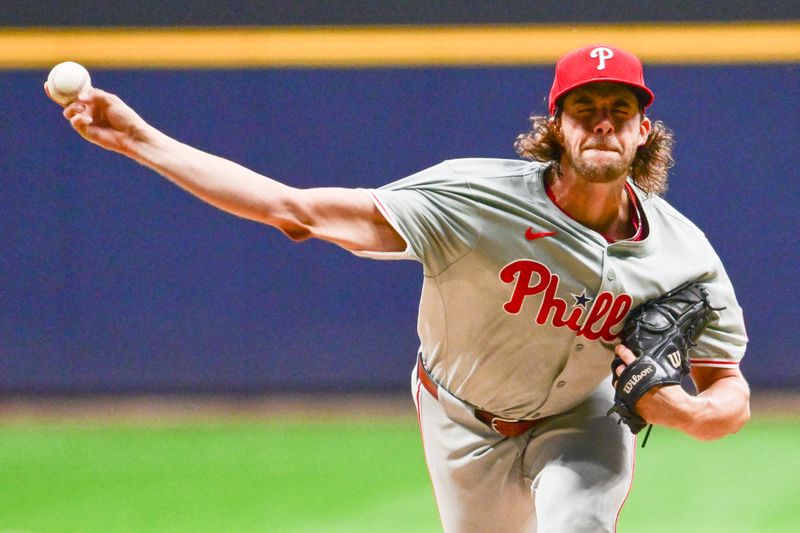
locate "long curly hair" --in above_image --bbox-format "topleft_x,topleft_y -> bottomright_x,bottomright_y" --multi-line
514,111 -> 675,196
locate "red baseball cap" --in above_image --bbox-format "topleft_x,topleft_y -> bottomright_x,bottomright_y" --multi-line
548,45 -> 655,114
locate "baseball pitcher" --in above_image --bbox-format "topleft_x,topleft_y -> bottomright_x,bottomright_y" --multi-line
49,44 -> 749,532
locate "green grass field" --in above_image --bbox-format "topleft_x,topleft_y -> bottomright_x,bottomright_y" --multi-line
1,416 -> 798,532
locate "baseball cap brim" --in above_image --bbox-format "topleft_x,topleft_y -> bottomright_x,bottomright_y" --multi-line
551,78 -> 655,113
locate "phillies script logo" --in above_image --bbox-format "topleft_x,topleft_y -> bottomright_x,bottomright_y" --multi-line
499,260 -> 632,341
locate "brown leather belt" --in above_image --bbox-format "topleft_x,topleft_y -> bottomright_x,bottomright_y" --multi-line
416,356 -> 544,438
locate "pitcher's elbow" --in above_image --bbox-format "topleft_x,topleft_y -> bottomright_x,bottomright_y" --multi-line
734,400 -> 751,434
280,224 -> 313,242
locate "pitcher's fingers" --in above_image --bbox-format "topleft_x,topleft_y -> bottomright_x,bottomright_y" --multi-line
614,344 -> 637,364
63,102 -> 86,120
77,87 -> 113,105
70,112 -> 93,129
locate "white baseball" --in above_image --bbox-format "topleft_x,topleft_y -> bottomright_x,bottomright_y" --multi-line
46,61 -> 92,105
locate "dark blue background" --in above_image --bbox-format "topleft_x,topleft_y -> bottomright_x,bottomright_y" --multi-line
4,0 -> 798,25
1,65 -> 797,392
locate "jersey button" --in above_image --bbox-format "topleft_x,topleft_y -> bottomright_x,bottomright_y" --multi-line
607,270 -> 616,281
556,381 -> 566,388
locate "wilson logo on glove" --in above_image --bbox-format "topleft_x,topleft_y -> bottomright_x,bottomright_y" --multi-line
622,365 -> 655,394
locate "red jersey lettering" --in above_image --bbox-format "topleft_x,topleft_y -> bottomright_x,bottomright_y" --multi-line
499,259 -> 631,341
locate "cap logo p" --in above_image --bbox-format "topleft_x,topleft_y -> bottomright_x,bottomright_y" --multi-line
590,47 -> 614,70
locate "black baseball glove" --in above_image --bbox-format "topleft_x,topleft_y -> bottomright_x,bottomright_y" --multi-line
607,280 -> 721,438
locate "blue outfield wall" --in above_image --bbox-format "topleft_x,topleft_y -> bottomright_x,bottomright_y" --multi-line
1,64 -> 798,392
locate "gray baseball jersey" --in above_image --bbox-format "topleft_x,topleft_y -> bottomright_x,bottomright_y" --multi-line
355,158 -> 747,418
352,158 -> 747,532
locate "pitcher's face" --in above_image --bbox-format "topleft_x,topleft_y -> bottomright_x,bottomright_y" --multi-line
558,82 -> 651,183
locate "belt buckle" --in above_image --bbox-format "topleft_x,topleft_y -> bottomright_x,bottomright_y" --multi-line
490,416 -> 519,435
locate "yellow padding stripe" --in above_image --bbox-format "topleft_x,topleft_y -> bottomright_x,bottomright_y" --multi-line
3,23 -> 799,68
